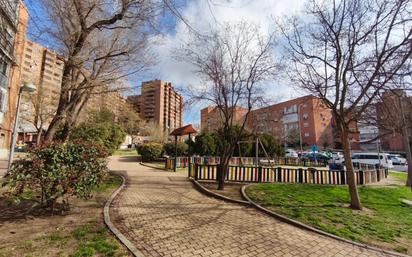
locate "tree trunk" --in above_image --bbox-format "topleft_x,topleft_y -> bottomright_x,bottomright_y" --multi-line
341,128 -> 362,210
44,115 -> 64,142
217,156 -> 229,190
398,95 -> 412,187
36,129 -> 42,145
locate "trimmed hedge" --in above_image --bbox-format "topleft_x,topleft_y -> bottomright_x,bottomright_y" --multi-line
137,143 -> 164,162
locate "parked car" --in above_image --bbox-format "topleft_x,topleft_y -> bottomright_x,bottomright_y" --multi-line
350,152 -> 393,169
331,151 -> 344,164
302,152 -> 331,163
285,149 -> 298,158
388,154 -> 407,165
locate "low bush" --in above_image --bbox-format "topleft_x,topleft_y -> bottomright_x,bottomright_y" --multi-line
163,142 -> 188,156
137,143 -> 164,161
69,122 -> 126,155
4,141 -> 109,209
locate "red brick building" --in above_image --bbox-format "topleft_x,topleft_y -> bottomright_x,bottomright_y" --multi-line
200,106 -> 248,132
377,90 -> 412,152
200,95 -> 337,149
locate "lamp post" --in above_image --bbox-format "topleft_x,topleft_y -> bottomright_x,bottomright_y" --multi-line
7,83 -> 37,171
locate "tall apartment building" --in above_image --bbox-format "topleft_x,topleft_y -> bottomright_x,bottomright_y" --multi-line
0,0 -> 28,158
19,40 -> 64,127
128,80 -> 183,131
78,90 -> 126,123
200,95 -> 335,149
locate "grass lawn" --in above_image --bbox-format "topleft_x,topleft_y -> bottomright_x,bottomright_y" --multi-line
0,174 -> 131,257
246,173 -> 412,254
389,171 -> 408,183
112,149 -> 138,156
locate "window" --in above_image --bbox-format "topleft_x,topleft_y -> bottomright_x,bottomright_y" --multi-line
25,54 -> 31,59
304,132 -> 310,137
303,113 -> 309,120
0,88 -> 7,112
304,122 -> 309,127
26,48 -> 32,53
283,104 -> 297,114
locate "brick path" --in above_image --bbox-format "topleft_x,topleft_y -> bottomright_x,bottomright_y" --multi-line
108,156 -> 396,257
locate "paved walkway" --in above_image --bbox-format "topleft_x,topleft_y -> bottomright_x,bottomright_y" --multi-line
108,156 -> 395,257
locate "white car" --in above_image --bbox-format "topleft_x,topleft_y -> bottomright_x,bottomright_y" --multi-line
388,154 -> 407,165
331,152 -> 344,164
351,152 -> 393,169
285,149 -> 298,158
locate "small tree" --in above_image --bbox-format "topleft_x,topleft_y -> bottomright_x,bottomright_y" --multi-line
279,0 -> 412,209
181,22 -> 276,190
193,132 -> 218,156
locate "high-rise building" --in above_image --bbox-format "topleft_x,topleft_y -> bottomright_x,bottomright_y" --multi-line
0,0 -> 29,158
128,80 -> 183,131
19,40 -> 64,127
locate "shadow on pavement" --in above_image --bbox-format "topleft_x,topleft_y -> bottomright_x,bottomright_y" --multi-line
117,156 -> 141,163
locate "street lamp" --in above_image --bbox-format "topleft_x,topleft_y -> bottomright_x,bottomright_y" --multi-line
7,83 -> 37,171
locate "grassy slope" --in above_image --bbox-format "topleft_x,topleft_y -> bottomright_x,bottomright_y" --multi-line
246,174 -> 412,254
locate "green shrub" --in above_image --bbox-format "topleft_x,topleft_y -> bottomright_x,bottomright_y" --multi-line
137,143 -> 164,161
4,141 -> 108,209
193,132 -> 218,156
164,142 -> 188,156
69,122 -> 126,154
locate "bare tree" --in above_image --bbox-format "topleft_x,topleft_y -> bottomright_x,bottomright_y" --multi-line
28,0 -> 159,141
20,87 -> 57,145
279,0 -> 412,209
180,22 -> 276,190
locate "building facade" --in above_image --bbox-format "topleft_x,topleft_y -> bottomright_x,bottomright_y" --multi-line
0,0 -> 28,158
377,90 -> 412,152
248,95 -> 334,148
128,80 -> 183,131
200,106 -> 248,132
200,95 -> 336,149
19,40 -> 64,131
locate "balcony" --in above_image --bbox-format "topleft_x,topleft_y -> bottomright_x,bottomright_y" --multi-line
0,0 -> 19,27
0,32 -> 15,58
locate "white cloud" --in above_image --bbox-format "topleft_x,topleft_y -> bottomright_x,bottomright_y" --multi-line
148,0 -> 306,124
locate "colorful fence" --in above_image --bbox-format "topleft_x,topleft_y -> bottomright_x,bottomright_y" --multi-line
165,156 -> 327,169
192,164 -> 387,185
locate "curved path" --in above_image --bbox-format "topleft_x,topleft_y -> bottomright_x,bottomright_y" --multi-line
108,156 -> 395,257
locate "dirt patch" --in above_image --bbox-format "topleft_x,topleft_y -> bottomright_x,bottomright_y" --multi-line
0,177 -> 131,257
199,181 -> 246,201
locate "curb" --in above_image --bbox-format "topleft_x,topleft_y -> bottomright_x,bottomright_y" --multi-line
139,162 -> 170,171
104,173 -> 145,257
189,178 -> 250,205
241,184 -> 410,257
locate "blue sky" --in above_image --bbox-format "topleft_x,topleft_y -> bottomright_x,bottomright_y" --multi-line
24,0 -> 307,126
